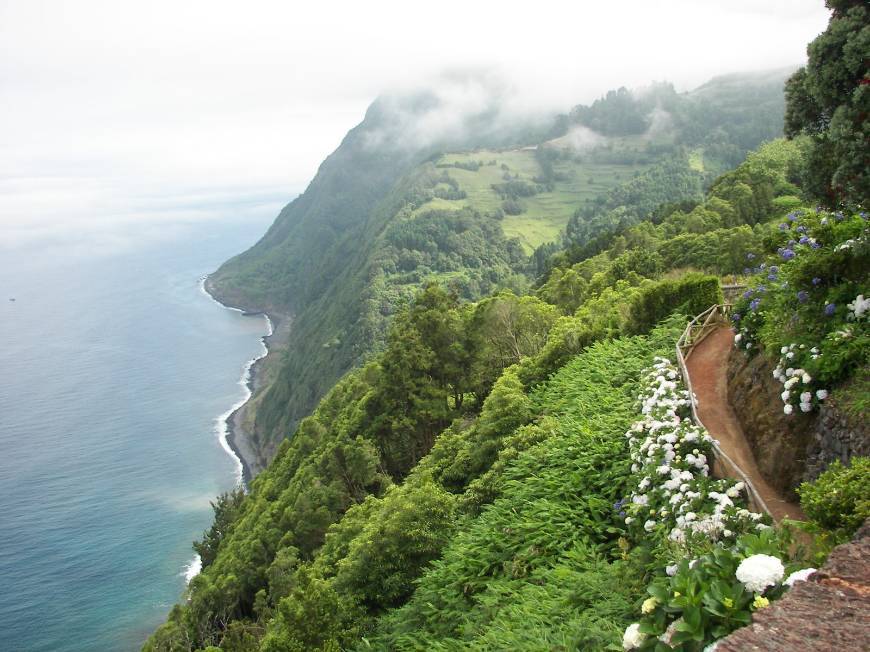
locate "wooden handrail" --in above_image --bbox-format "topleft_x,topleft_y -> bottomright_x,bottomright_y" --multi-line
675,304 -> 773,518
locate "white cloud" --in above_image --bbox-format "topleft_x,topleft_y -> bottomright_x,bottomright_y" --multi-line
0,0 -> 830,247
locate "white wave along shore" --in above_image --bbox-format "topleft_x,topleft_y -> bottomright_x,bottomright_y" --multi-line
184,277 -> 273,583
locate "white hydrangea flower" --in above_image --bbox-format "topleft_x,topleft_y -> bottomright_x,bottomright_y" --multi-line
800,402 -> 812,413
644,519 -> 657,532
784,567 -> 817,586
623,623 -> 645,650
736,554 -> 784,593
666,564 -> 678,576
784,404 -> 793,415
800,391 -> 812,403
816,389 -> 828,400
847,294 -> 869,320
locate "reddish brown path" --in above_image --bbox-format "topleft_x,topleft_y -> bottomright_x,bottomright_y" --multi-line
685,327 -> 805,523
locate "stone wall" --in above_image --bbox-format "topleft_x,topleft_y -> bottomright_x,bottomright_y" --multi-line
726,347 -> 869,495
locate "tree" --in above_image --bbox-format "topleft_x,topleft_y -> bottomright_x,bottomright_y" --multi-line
784,2 -> 869,205
194,488 -> 247,569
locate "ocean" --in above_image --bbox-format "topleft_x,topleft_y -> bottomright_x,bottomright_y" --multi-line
0,213 -> 275,651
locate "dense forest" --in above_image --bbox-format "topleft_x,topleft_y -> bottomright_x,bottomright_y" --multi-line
148,3 -> 868,650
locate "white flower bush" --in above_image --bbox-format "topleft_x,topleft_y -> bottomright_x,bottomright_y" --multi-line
771,343 -> 829,415
623,358 -> 766,548
621,357 -> 824,651
735,554 -> 785,592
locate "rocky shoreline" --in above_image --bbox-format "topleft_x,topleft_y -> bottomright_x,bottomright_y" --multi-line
203,276 -> 291,484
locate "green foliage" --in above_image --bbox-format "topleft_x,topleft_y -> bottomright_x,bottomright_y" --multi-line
798,457 -> 870,536
566,156 -> 705,247
363,321 -> 684,650
571,86 -> 655,136
626,274 -> 722,335
194,488 -> 248,569
332,482 -> 457,610
784,2 -> 869,205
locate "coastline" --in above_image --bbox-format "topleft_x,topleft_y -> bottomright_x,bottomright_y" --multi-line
199,276 -> 289,485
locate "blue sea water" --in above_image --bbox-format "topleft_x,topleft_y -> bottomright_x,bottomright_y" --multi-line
0,213 -> 276,651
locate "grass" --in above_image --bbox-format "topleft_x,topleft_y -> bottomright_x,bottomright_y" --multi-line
419,149 -> 650,252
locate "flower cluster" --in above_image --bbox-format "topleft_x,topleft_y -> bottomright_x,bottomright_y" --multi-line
733,208 -> 868,416
622,531 -> 818,650
772,343 -> 828,414
735,553 -> 784,592
622,358 -> 767,547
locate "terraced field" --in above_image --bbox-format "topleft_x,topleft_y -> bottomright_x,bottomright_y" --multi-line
420,148 -> 652,252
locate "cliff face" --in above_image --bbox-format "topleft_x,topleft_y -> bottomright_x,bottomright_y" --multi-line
727,347 -> 870,496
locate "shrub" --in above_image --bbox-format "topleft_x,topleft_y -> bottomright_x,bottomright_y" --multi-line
626,274 -> 722,335
798,457 -> 870,536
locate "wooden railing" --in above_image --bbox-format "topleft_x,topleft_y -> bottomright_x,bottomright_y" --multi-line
675,304 -> 772,517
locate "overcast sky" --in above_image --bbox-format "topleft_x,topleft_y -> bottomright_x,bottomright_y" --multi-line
0,0 -> 830,250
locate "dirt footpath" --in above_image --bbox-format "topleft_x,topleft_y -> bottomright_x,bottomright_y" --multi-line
685,327 -> 805,523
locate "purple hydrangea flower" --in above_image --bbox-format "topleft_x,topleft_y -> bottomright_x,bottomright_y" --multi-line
824,303 -> 836,316
811,241 -> 821,249
812,277 -> 822,285
750,298 -> 761,312
796,225 -> 807,233
797,291 -> 809,303
799,236 -> 810,245
787,212 -> 799,222
835,211 -> 844,221
779,222 -> 789,231
732,313 -> 741,322
746,252 -> 756,260
781,248 -> 796,261
743,267 -> 751,275
788,239 -> 797,247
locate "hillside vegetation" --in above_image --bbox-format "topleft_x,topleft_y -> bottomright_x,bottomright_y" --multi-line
209,71 -> 792,463
148,10 -> 870,647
